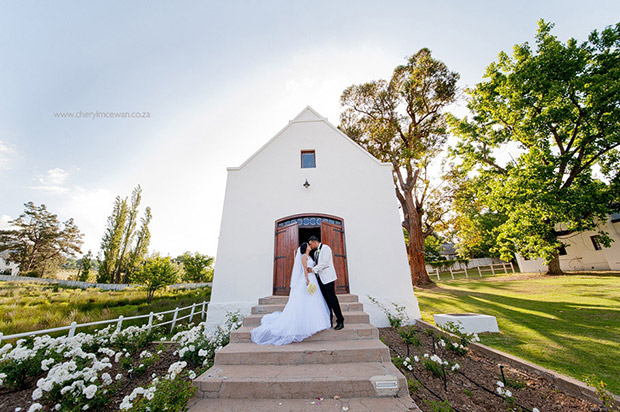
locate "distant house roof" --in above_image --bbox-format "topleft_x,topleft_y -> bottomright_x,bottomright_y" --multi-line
441,243 -> 457,256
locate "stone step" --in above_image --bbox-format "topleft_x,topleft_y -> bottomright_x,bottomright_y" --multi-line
251,301 -> 364,314
194,362 -> 409,399
215,339 -> 391,365
243,310 -> 369,327
258,294 -> 359,305
188,396 -> 420,412
230,323 -> 378,343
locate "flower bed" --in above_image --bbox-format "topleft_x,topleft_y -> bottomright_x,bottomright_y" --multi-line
380,324 -> 604,412
0,313 -> 242,412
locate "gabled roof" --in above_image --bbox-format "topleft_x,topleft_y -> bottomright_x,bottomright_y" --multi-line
227,106 -> 390,171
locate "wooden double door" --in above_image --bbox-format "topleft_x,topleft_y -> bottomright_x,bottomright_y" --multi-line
273,215 -> 349,296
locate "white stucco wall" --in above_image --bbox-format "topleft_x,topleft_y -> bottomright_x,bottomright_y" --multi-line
515,217 -> 620,273
0,256 -> 19,276
206,107 -> 420,328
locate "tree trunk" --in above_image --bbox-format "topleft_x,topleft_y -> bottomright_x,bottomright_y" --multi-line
405,207 -> 434,287
547,252 -> 565,276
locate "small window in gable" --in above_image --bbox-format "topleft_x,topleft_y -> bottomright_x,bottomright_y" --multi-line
301,150 -> 316,168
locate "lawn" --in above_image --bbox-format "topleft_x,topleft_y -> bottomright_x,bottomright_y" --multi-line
414,272 -> 620,395
0,282 -> 211,338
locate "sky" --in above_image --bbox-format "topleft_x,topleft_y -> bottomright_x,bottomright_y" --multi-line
1,1 -> 619,259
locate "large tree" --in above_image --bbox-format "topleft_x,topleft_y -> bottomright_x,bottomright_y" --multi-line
176,251 -> 214,283
98,185 -> 152,283
449,20 -> 620,275
340,48 -> 459,286
0,202 -> 83,277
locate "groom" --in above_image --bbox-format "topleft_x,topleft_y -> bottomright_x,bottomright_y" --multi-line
307,236 -> 345,330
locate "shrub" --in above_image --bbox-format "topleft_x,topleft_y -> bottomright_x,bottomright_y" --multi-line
399,326 -> 421,346
423,399 -> 454,412
131,256 -> 179,302
367,296 -> 411,328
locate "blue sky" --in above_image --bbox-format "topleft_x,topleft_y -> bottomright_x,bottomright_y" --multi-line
1,1 -> 619,258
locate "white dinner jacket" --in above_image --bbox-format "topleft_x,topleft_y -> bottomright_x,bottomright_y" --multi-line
312,243 -> 338,284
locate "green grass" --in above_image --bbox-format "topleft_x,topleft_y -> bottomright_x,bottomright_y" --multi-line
0,282 -> 211,338
415,272 -> 620,395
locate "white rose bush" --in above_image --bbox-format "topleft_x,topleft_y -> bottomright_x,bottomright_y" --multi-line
0,312 -> 243,411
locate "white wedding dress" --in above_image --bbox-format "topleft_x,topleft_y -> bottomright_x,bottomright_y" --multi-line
251,248 -> 331,345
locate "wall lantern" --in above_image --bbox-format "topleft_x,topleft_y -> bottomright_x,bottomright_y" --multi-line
303,179 -> 310,188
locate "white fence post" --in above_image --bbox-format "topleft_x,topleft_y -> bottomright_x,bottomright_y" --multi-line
0,332 -> 3,344
116,315 -> 124,332
170,307 -> 179,334
449,266 -> 454,280
68,321 -> 77,338
435,268 -> 440,281
502,263 -> 508,274
478,266 -> 482,277
510,262 -> 515,274
147,312 -> 154,332
201,301 -> 207,320
490,265 -> 496,276
189,303 -> 196,324
464,267 -> 469,279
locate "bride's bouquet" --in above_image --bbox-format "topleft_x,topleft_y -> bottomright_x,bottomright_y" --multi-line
307,282 -> 317,295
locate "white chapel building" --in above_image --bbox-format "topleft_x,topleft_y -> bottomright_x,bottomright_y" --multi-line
206,107 -> 421,328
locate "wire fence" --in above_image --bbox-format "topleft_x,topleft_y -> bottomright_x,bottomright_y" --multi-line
0,300 -> 209,344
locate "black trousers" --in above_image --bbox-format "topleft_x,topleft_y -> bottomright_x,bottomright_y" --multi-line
316,276 -> 344,324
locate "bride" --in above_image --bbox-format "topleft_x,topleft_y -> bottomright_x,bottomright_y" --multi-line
251,242 -> 331,345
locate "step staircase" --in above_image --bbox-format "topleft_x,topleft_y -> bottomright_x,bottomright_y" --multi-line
189,294 -> 420,412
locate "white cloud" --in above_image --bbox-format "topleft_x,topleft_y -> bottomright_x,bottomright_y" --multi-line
0,215 -> 14,230
31,168 -> 70,193
40,168 -> 69,185
0,140 -> 16,170
58,186 -> 116,255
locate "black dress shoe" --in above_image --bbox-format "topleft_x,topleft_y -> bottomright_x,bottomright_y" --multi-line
334,322 -> 344,330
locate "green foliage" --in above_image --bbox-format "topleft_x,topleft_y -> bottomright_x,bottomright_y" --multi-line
0,339 -> 46,389
423,400 -> 454,412
451,176 -> 508,259
176,251 -> 214,283
99,186 -> 152,284
463,388 -> 473,397
424,234 -> 445,262
449,20 -> 620,274
399,326 -> 421,346
340,49 -> 459,286
78,250 -> 93,282
502,374 -> 526,390
407,377 -> 422,392
367,296 -> 411,328
0,202 -> 83,278
131,256 -> 179,302
173,311 -> 242,370
584,376 -> 619,412
422,358 -> 444,378
392,356 -> 405,369
127,371 -> 196,412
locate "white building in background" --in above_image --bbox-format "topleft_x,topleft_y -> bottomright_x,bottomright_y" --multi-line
206,107 -> 421,328
516,213 -> 620,273
0,251 -> 19,276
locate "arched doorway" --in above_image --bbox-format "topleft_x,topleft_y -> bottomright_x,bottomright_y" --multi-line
273,214 -> 349,296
